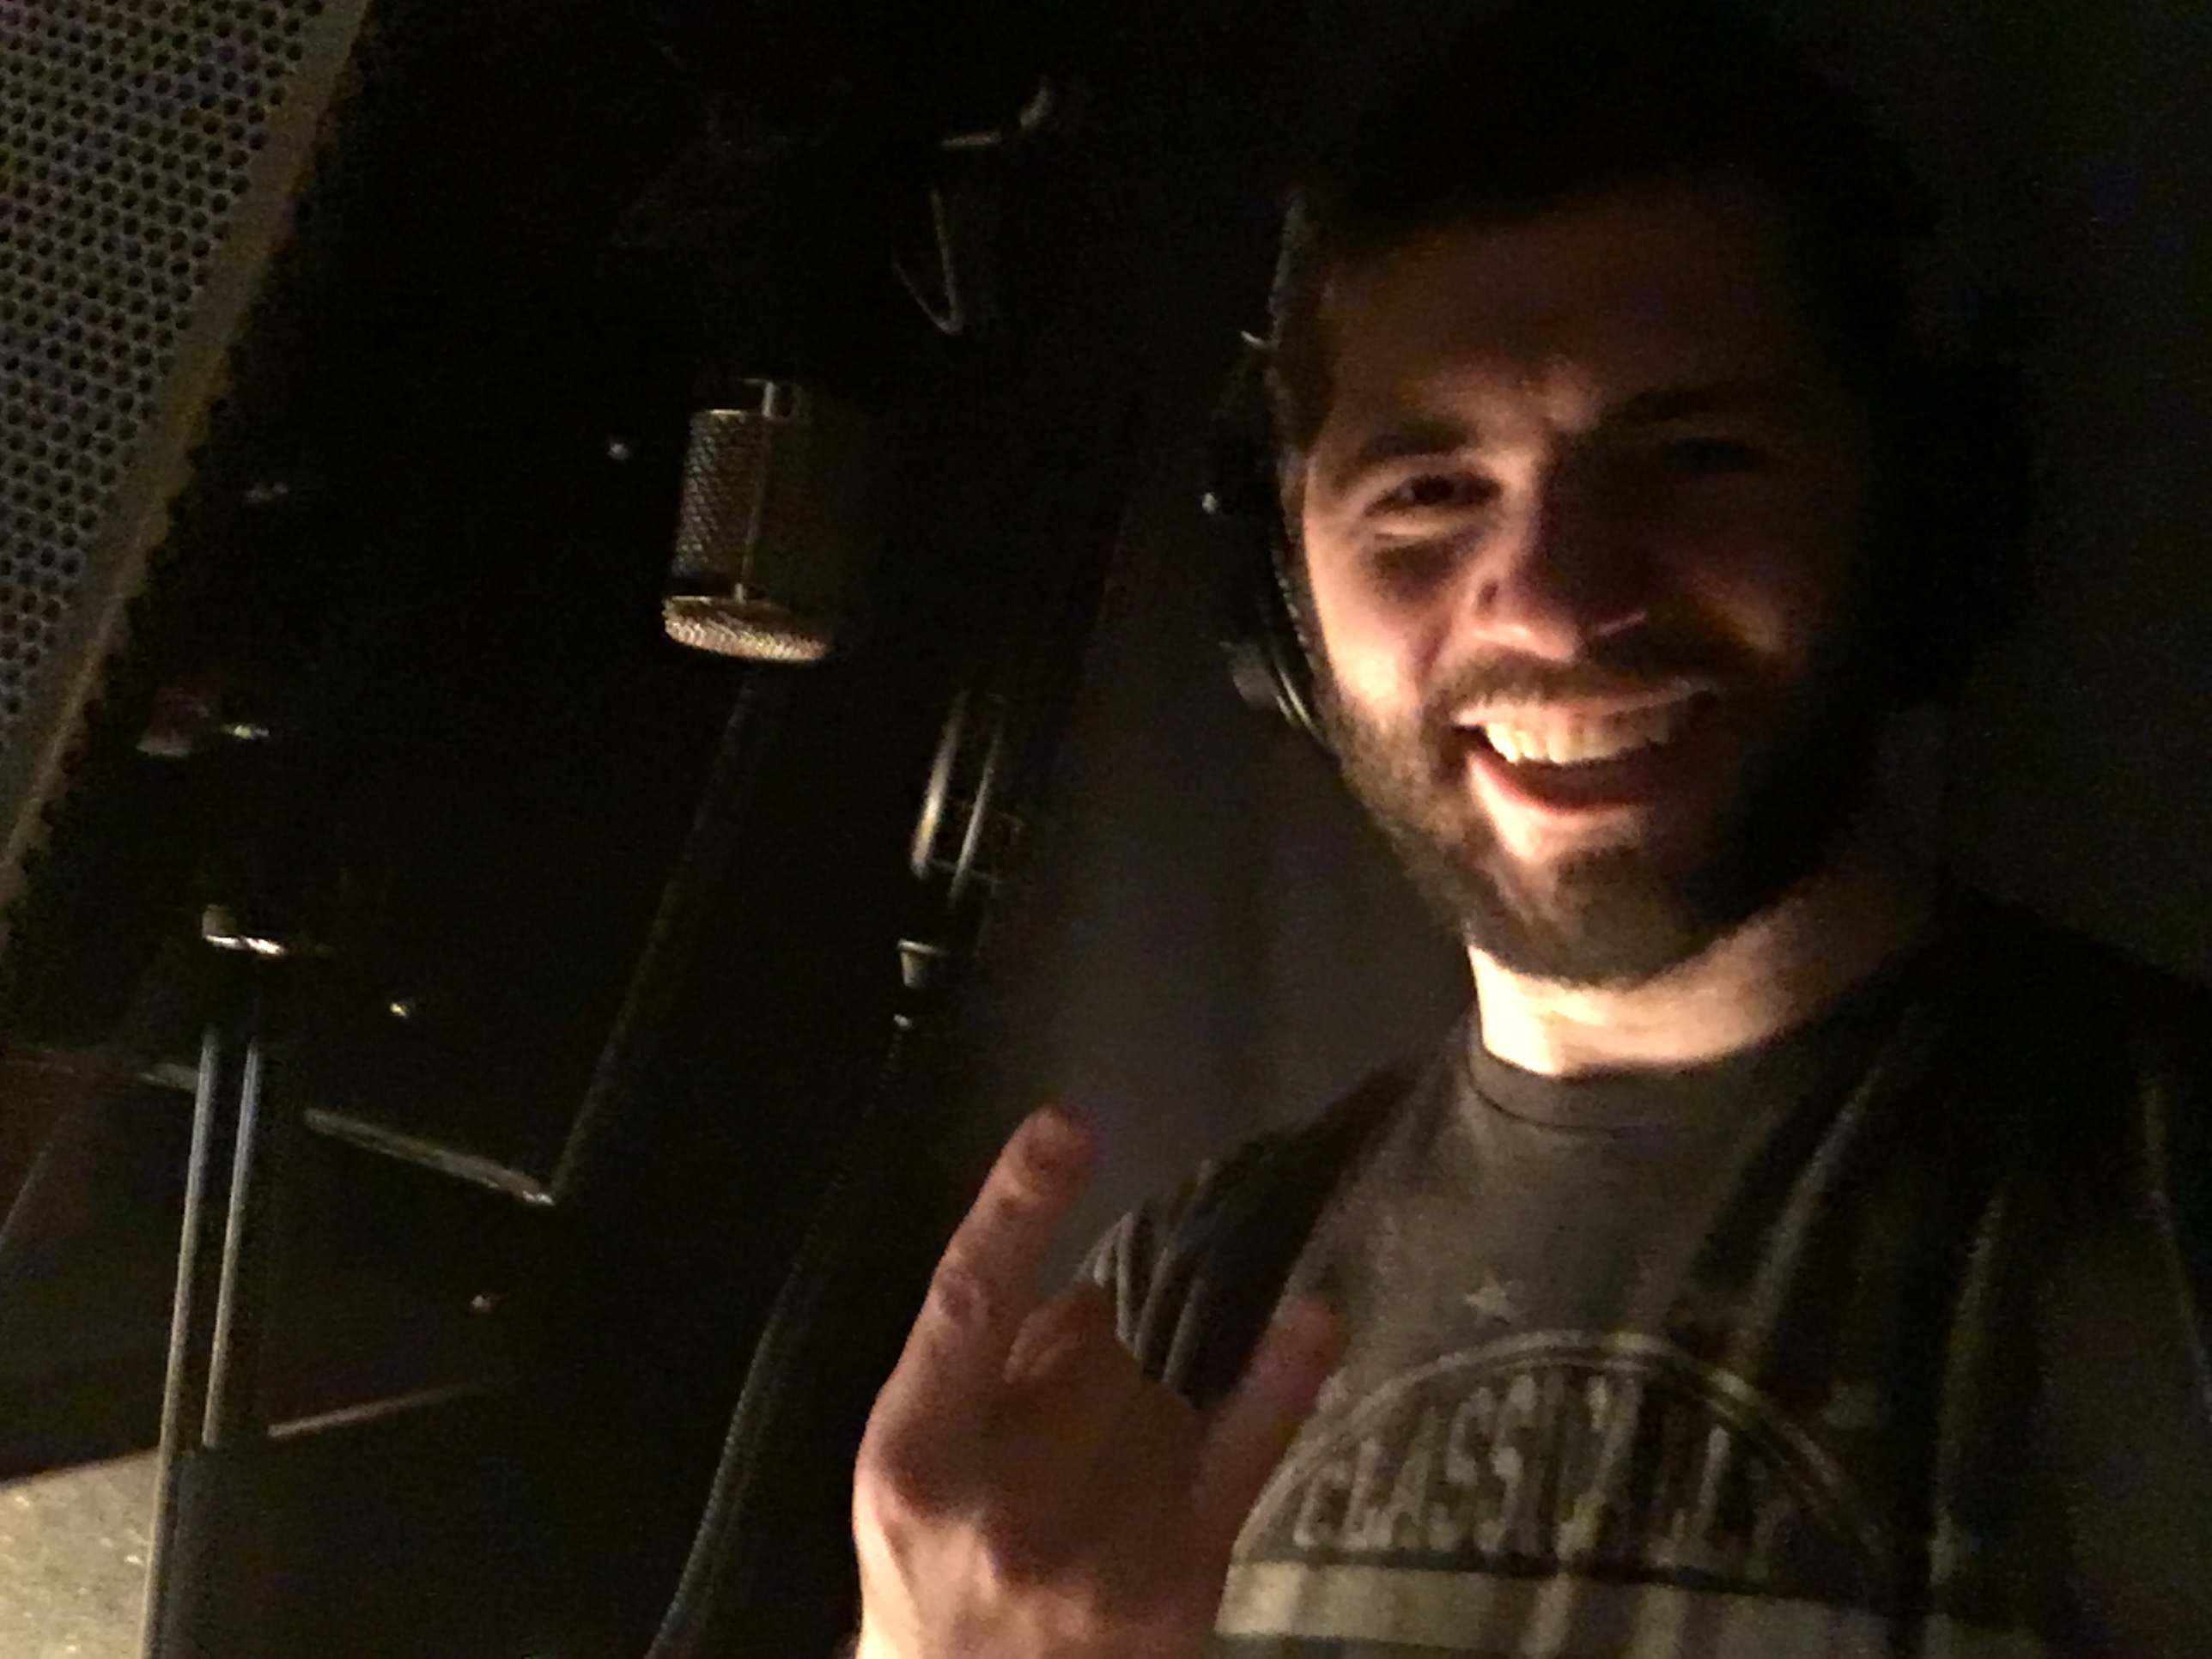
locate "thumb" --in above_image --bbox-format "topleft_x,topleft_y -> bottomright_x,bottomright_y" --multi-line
1190,1297 -> 1345,1552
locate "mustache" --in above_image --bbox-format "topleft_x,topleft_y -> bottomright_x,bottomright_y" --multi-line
1421,627 -> 1759,727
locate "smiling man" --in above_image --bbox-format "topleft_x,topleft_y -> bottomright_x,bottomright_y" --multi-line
1301,176 -> 1910,1018
848,4 -> 2212,1656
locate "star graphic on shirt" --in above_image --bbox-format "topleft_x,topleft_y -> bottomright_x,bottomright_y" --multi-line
1462,1276 -> 1522,1326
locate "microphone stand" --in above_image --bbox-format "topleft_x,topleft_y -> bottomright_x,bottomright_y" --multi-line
140,942 -> 298,1658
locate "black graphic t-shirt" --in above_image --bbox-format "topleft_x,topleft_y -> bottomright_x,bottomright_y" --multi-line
1212,951 -> 2073,1657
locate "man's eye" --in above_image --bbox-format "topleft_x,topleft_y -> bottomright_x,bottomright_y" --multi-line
1372,472 -> 1492,516
1658,437 -> 1768,476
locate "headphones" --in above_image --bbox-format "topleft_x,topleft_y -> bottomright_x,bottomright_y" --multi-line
1202,205 -> 2029,753
1206,326 -> 1330,750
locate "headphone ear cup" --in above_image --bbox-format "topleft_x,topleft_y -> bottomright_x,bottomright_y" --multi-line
1206,340 -> 1334,752
1255,527 -> 1330,749
1215,505 -> 1328,749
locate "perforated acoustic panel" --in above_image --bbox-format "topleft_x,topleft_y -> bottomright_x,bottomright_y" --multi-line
0,0 -> 374,937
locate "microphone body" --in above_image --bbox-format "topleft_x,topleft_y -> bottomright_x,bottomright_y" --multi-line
663,379 -> 881,664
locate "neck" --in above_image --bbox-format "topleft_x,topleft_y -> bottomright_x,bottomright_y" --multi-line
1469,813 -> 1938,1078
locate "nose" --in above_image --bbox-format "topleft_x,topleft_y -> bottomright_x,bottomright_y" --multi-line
1457,459 -> 1650,662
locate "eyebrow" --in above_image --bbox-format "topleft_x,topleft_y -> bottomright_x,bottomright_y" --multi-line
1322,375 -> 1804,495
1606,376 -> 1802,428
1325,415 -> 1478,496
1327,375 -> 1814,473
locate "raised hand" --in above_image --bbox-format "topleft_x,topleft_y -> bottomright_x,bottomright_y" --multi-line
851,1106 -> 1342,1659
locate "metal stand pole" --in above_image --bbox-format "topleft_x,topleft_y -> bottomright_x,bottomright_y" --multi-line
141,970 -> 290,1658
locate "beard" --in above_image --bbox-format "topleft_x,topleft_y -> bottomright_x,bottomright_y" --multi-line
1319,620 -> 1890,988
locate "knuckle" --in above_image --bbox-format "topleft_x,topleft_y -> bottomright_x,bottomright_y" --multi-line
925,1256 -> 1006,1335
985,1155 -> 1060,1222
1018,1283 -> 1117,1357
1058,1279 -> 1118,1337
854,1443 -> 951,1534
1006,1321 -> 1138,1395
973,1511 -> 1061,1594
994,1116 -> 1088,1207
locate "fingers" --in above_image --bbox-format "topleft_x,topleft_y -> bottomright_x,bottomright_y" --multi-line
854,1131 -> 1340,1659
1004,1281 -> 1120,1387
872,1106 -> 1097,1441
1189,1296 -> 1345,1554
996,1286 -> 1156,1553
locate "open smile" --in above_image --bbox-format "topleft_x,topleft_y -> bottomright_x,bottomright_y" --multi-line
1455,692 -> 1717,814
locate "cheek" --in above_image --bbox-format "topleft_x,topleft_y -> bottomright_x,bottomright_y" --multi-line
1301,538 -> 1445,729
1645,489 -> 1860,668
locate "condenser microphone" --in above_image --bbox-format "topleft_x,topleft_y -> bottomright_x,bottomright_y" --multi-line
662,377 -> 883,663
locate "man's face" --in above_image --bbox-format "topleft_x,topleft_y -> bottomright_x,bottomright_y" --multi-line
1297,178 -> 1889,985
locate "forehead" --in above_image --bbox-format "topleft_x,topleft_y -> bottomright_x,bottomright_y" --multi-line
1316,179 -> 1825,429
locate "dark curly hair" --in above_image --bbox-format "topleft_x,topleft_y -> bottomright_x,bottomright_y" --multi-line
1260,0 -> 2023,703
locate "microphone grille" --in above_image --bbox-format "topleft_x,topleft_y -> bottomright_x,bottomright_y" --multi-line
664,386 -> 873,663
662,596 -> 833,664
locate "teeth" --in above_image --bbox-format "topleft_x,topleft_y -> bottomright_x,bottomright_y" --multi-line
1480,702 -> 1692,766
